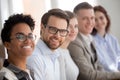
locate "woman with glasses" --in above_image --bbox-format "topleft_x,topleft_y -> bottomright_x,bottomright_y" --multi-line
0,14 -> 36,80
59,11 -> 79,80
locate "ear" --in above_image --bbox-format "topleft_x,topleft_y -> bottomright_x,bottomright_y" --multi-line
41,23 -> 45,30
4,42 -> 11,50
40,23 -> 45,34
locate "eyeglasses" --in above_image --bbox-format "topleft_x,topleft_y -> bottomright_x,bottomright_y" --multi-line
44,25 -> 69,37
11,33 -> 36,42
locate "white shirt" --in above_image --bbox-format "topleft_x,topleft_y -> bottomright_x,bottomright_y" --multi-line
58,48 -> 79,80
27,39 -> 61,80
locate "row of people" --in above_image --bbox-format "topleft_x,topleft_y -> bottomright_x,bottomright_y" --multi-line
92,5 -> 120,72
0,2 -> 120,80
0,8 -> 78,80
68,2 -> 120,80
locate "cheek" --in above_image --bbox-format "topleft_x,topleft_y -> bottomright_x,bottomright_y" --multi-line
75,29 -> 79,33
8,41 -> 17,48
32,42 -> 35,49
59,37 -> 65,45
42,31 -> 50,40
103,20 -> 108,26
7,43 -> 19,54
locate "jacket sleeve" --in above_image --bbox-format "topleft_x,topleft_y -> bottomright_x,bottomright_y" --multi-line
68,41 -> 120,80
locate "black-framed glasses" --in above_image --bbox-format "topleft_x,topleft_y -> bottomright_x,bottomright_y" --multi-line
44,24 -> 69,37
11,33 -> 36,42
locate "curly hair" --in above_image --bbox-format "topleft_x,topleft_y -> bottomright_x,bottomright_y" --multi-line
1,13 -> 35,43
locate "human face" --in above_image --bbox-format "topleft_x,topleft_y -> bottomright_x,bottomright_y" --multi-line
5,23 -> 35,58
95,11 -> 108,33
67,17 -> 78,41
76,9 -> 95,35
41,16 -> 68,50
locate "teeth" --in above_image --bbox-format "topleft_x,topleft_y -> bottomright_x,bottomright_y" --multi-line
23,46 -> 31,48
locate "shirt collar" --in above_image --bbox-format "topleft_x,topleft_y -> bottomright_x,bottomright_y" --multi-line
80,33 -> 93,45
95,33 -> 108,42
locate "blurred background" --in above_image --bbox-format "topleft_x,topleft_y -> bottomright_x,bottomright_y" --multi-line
0,0 -> 120,43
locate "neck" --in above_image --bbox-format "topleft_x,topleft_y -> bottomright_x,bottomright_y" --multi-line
8,56 -> 27,71
98,30 -> 106,37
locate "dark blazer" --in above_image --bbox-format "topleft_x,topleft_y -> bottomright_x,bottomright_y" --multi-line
68,33 -> 120,80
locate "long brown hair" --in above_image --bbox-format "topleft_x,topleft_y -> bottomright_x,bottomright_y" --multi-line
91,5 -> 111,35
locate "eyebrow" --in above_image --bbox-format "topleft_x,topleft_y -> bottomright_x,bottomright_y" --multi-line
47,25 -> 68,30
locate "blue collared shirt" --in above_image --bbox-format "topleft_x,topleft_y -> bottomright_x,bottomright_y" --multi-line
93,33 -> 120,72
27,39 -> 61,80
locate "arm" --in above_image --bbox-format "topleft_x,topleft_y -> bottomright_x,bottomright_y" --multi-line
61,49 -> 79,80
68,41 -> 120,80
27,53 -> 45,80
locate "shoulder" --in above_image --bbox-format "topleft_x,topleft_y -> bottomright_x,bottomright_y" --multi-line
27,44 -> 44,68
0,67 -> 18,80
68,35 -> 84,51
106,33 -> 118,42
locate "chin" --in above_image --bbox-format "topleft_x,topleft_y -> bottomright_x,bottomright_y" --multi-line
50,46 -> 59,50
24,52 -> 33,56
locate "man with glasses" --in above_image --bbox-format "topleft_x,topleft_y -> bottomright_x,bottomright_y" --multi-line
27,8 -> 69,80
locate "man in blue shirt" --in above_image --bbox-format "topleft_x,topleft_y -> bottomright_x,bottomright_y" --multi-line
27,8 -> 69,80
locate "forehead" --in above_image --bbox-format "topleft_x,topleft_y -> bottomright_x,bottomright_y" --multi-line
77,9 -> 95,17
69,18 -> 78,24
95,11 -> 105,17
11,23 -> 32,35
47,16 -> 68,29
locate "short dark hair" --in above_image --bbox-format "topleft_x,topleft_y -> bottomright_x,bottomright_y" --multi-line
65,10 -> 76,19
73,2 -> 93,14
1,13 -> 35,44
91,5 -> 111,35
41,8 -> 69,28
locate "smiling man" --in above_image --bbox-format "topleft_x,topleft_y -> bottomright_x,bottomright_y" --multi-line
68,2 -> 120,80
27,8 -> 69,80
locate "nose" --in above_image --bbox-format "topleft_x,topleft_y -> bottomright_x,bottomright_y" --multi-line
87,18 -> 92,24
69,26 -> 75,33
71,28 -> 75,33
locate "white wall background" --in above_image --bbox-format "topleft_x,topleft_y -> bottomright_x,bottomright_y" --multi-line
0,0 -> 23,34
51,0 -> 97,11
50,0 -> 120,43
0,0 -> 120,42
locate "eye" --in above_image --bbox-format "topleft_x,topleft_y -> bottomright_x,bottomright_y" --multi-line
100,16 -> 104,20
75,25 -> 78,28
28,33 -> 36,40
16,34 -> 25,40
82,17 -> 87,20
60,29 -> 68,34
48,26 -> 57,32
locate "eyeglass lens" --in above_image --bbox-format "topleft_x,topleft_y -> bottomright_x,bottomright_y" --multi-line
45,25 -> 68,37
15,33 -> 36,41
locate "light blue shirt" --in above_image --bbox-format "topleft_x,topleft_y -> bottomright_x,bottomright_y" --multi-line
93,33 -> 120,72
27,39 -> 61,80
